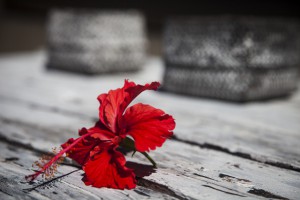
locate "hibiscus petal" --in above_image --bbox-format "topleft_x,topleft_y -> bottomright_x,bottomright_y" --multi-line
121,81 -> 160,113
98,80 -> 160,133
83,149 -> 136,189
121,103 -> 175,152
61,125 -> 114,166
89,121 -> 115,141
61,135 -> 97,166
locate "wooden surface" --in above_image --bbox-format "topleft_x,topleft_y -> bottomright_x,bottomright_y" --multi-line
0,50 -> 300,200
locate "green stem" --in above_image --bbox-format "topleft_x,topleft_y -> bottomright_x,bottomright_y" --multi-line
140,152 -> 157,168
120,137 -> 157,168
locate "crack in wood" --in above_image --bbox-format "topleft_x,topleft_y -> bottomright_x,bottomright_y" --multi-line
207,182 -> 247,195
202,185 -> 247,197
191,174 -> 251,197
248,188 -> 289,200
172,135 -> 300,173
137,178 -> 189,200
4,157 -> 19,162
133,189 -> 151,197
23,169 -> 81,192
193,173 -> 219,182
219,173 -> 251,183
0,95 -> 97,122
185,172 -> 250,196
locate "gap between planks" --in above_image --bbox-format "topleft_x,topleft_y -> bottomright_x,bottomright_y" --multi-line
0,117 -> 299,199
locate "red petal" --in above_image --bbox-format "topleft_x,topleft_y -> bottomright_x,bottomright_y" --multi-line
61,135 -> 98,166
61,124 -> 114,166
89,121 -> 115,141
98,80 -> 160,133
121,103 -> 175,152
83,149 -> 136,189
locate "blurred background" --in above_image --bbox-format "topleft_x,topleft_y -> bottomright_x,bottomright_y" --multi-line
1,0 -> 299,54
0,0 -> 300,101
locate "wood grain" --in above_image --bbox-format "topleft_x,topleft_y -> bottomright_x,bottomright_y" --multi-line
0,51 -> 299,199
0,106 -> 299,199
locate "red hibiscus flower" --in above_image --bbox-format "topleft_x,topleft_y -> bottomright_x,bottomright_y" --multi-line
26,80 -> 175,190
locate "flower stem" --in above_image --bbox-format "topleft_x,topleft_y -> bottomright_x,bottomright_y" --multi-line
140,152 -> 157,168
120,137 -> 157,168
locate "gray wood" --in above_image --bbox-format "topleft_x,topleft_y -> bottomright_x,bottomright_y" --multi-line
0,51 -> 299,171
0,110 -> 299,199
0,141 -> 176,200
1,51 -> 300,199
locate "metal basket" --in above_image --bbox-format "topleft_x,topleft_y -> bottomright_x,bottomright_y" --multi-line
162,16 -> 300,101
46,9 -> 147,74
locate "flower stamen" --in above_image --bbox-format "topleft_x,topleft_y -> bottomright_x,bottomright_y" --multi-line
26,131 -> 95,182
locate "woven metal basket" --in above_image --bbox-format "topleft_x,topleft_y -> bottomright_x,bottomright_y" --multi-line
46,9 -> 147,74
162,16 -> 300,101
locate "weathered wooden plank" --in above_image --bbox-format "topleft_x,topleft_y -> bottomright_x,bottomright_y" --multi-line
1,50 -> 298,129
0,122 -> 248,200
171,108 -> 300,172
0,141 -> 177,200
0,111 -> 299,199
1,51 -> 300,199
1,51 -> 299,133
0,51 -> 300,172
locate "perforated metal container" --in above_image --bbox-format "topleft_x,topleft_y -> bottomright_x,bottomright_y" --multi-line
47,9 -> 147,74
162,16 -> 300,101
